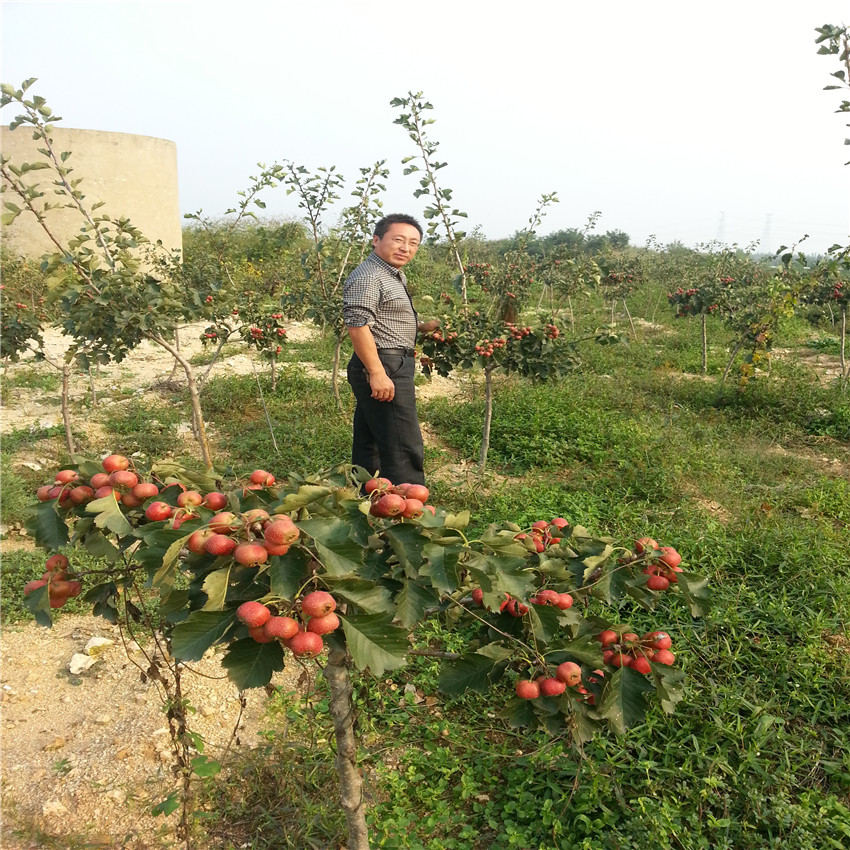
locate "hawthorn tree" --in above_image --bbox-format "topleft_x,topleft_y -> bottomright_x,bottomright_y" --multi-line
24,457 -> 710,850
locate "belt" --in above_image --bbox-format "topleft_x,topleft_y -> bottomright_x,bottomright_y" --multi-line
377,347 -> 415,357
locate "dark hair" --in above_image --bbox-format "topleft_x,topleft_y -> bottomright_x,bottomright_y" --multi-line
374,214 -> 423,240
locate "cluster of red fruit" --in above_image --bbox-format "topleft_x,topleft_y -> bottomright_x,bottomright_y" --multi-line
515,661 -> 598,703
23,553 -> 83,609
544,324 -> 559,340
365,478 -> 435,520
426,329 -> 458,344
473,337 -> 507,357
596,628 -> 676,673
633,537 -> 684,592
35,453 -> 163,510
515,517 -> 569,554
504,323 -> 533,341
470,587 -> 573,616
236,590 -> 339,656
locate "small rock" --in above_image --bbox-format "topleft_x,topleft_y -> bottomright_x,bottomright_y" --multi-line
42,800 -> 69,818
85,636 -> 114,656
105,789 -> 126,804
43,736 -> 66,751
69,653 -> 96,674
94,715 -> 112,725
115,748 -> 132,760
198,704 -> 216,717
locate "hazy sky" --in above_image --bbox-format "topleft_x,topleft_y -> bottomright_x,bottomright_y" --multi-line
2,0 -> 849,253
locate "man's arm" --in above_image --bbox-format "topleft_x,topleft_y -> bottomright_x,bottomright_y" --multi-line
347,325 -> 395,402
417,319 -> 441,334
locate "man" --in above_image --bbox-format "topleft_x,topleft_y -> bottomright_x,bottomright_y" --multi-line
343,214 -> 439,486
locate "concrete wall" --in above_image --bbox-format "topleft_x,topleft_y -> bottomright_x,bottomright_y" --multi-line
1,126 -> 182,258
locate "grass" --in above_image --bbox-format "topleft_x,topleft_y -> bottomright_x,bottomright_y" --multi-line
2,278 -> 849,848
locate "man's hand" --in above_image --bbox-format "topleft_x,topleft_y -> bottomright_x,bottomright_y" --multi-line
418,319 -> 441,334
368,370 -> 395,402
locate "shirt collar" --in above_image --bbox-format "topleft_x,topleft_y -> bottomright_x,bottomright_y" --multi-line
369,251 -> 406,282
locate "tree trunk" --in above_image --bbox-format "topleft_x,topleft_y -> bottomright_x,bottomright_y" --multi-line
87,365 -> 98,408
146,333 -> 214,469
61,361 -> 75,456
478,366 -> 495,477
722,337 -> 745,384
623,299 -> 636,339
323,648 -> 370,850
701,314 -> 708,375
568,295 -> 575,334
841,306 -> 848,391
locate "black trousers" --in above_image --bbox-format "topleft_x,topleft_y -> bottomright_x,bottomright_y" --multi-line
347,351 -> 425,486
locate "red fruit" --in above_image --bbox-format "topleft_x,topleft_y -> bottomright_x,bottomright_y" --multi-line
554,593 -> 573,610
306,612 -> 340,635
531,520 -> 549,533
132,482 -> 160,501
621,632 -> 640,644
301,590 -> 336,618
500,597 -> 528,617
68,484 -> 94,505
209,512 -> 239,533
652,649 -> 676,665
602,649 -> 616,664
539,677 -> 566,697
249,625 -> 276,643
102,454 -> 130,473
204,534 -> 238,557
658,546 -> 682,569
65,580 -> 83,598
42,570 -> 68,582
263,616 -> 300,640
402,498 -> 424,519
404,484 -> 429,503
609,652 -> 632,668
364,477 -> 393,494
288,630 -> 324,658
262,540 -> 291,556
95,486 -> 120,502
47,485 -> 65,502
555,662 -> 582,686
515,679 -> 541,700
54,469 -> 79,485
89,472 -> 111,489
48,580 -> 74,599
635,537 -> 659,554
233,543 -> 268,567
550,517 -> 569,530
120,493 -> 143,509
631,656 -> 652,675
145,501 -> 173,522
643,631 -> 673,651
471,588 -> 484,606
24,579 -> 47,596
202,491 -> 228,510
186,529 -> 216,555
646,574 -> 670,591
109,470 -> 139,490
263,516 -> 299,545
45,554 -> 69,572
422,505 -> 436,516
370,493 -> 406,518
176,490 -> 204,508
532,538 -> 545,554
36,485 -> 54,501
535,589 -> 560,606
249,469 -> 276,487
597,629 -> 619,647
49,594 -> 69,608
243,508 -> 271,525
236,601 -> 271,628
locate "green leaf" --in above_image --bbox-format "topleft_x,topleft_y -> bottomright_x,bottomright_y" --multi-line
86,494 -> 133,536
393,580 -> 437,627
500,695 -> 539,729
268,548 -> 310,601
652,663 -> 687,713
171,611 -> 236,661
384,523 -> 427,576
24,584 -> 52,628
151,792 -> 180,817
595,666 -> 655,735
200,566 -> 233,611
221,638 -> 284,690
483,552 -> 534,600
190,755 -> 222,778
81,528 -> 119,561
678,571 -> 711,618
299,517 -> 363,576
528,603 -> 562,645
328,578 -> 395,614
339,613 -> 408,676
438,652 -> 498,695
25,500 -> 69,552
443,510 -> 470,529
421,542 -> 463,593
275,485 -> 333,511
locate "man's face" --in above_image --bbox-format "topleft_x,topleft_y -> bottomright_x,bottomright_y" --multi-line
373,223 -> 421,269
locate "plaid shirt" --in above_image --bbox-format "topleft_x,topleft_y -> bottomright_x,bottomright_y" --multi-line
343,252 -> 418,349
